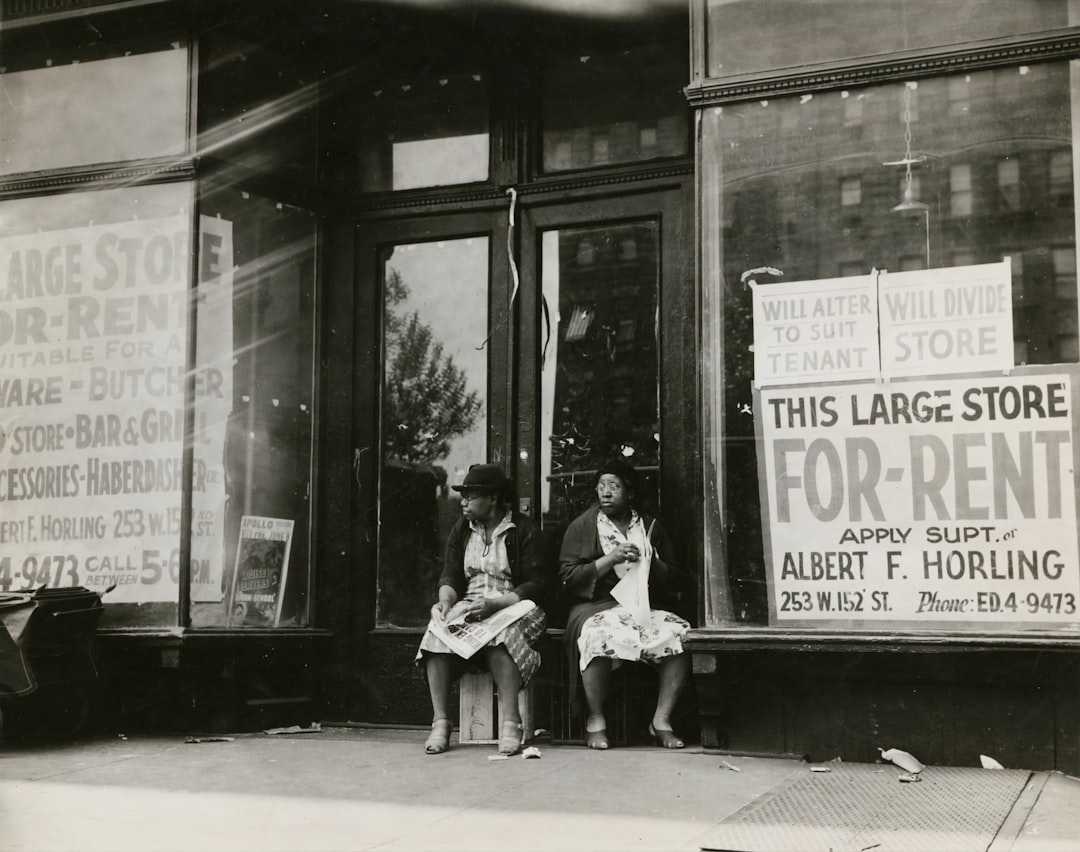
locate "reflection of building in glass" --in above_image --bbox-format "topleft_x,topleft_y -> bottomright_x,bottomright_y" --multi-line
713,63 -> 1077,622
541,43 -> 688,173
720,66 -> 1075,371
544,223 -> 660,531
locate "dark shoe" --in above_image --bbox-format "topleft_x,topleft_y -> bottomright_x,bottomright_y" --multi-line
649,723 -> 685,749
424,719 -> 452,754
585,728 -> 609,750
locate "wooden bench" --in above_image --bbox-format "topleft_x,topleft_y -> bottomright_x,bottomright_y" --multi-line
457,629 -> 644,747
457,630 -> 559,745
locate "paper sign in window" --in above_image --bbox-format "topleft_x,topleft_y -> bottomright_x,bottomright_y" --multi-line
879,259 -> 1013,378
751,274 -> 880,387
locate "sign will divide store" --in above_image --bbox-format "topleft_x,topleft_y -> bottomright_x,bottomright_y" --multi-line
0,215 -> 231,603
750,260 -> 1014,385
751,260 -> 1080,629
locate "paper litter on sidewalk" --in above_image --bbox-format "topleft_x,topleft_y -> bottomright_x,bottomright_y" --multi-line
879,747 -> 924,773
264,722 -> 322,735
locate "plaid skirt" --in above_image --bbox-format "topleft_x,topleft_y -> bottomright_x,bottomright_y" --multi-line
416,603 -> 547,687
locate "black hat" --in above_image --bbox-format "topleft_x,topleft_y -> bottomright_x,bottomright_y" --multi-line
596,459 -> 638,491
451,463 -> 510,494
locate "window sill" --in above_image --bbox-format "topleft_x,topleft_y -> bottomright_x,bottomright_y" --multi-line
97,627 -> 334,646
685,626 -> 1080,654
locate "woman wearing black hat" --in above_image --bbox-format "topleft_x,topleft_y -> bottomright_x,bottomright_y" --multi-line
416,463 -> 554,756
558,460 -> 691,750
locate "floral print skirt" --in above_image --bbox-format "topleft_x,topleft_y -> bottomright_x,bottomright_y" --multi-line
577,606 -> 689,671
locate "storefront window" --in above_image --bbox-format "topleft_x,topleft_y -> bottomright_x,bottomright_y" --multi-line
0,42 -> 188,176
377,238 -> 488,627
189,190 -> 317,629
704,0 -> 1069,80
539,223 -> 661,538
0,183 -> 193,628
198,34 -> 318,186
541,43 -> 688,173
701,63 -> 1080,632
347,70 -> 490,192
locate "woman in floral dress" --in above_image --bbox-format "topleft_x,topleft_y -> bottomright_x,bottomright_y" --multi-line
417,464 -> 553,756
558,460 -> 691,750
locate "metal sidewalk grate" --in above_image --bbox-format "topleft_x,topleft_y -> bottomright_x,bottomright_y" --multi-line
701,764 -> 1031,852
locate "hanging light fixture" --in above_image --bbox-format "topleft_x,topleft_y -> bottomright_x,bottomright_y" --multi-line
884,81 -> 930,264
894,176 -> 928,212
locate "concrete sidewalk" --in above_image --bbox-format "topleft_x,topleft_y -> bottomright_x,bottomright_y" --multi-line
0,726 -> 1076,852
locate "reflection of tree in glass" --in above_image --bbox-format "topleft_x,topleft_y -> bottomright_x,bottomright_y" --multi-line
384,269 -> 482,464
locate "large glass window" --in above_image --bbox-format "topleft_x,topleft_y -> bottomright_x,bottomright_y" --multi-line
346,70 -> 490,192
0,42 -> 188,176
0,183 -> 316,630
704,0 -> 1069,80
377,238 -> 489,628
541,43 -> 688,173
701,62 -> 1079,630
0,183 -> 192,628
189,190 -> 317,629
198,34 -> 318,186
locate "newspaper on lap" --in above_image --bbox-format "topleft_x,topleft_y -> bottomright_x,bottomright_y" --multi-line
429,599 -> 536,659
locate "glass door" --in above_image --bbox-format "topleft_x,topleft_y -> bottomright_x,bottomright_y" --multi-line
357,213 -> 510,629
539,221 -> 661,525
517,190 -> 694,589
355,192 -> 692,631
378,235 -> 490,627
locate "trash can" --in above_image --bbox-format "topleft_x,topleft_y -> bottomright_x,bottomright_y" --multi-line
0,586 -> 106,740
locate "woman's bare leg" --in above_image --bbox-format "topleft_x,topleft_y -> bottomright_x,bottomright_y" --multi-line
581,657 -> 613,733
651,652 -> 690,730
485,645 -> 522,725
425,652 -> 456,722
486,645 -> 525,754
423,652 -> 458,754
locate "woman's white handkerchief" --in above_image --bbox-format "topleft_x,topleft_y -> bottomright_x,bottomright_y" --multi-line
610,519 -> 656,625
610,560 -> 651,625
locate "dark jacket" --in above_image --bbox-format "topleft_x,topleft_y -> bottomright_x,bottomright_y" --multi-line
438,512 -> 554,610
558,504 -> 683,612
